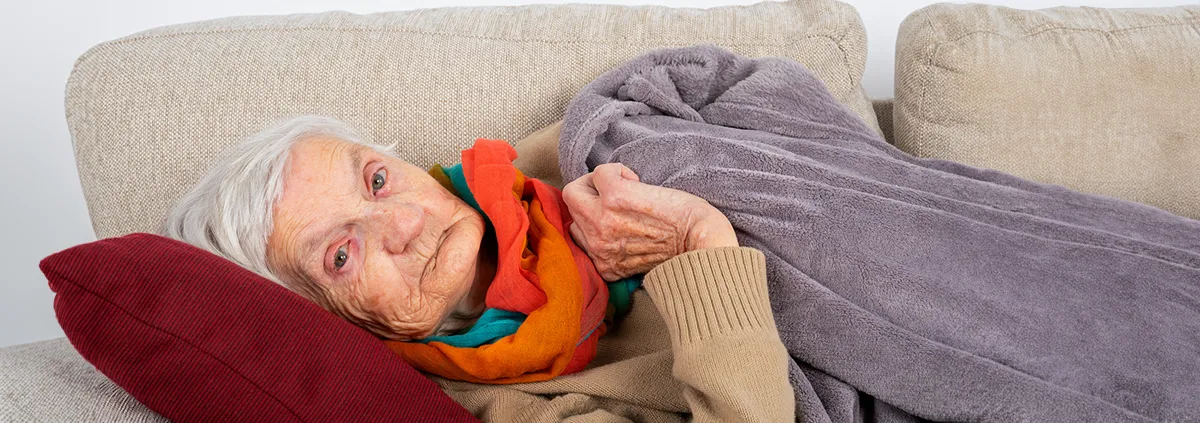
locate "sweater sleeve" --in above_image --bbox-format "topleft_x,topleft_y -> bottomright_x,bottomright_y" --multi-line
642,247 -> 794,423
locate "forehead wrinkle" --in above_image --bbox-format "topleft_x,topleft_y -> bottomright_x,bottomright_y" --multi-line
348,143 -> 366,176
291,139 -> 368,277
271,201 -> 321,282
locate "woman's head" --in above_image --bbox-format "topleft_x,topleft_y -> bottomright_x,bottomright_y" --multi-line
164,116 -> 488,340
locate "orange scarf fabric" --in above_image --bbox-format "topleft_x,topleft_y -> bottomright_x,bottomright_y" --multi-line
384,139 -> 610,384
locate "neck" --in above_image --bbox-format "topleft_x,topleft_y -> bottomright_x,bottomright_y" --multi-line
433,236 -> 496,337
465,234 -> 497,312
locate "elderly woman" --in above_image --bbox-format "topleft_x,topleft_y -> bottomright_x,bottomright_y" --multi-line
163,115 -> 794,422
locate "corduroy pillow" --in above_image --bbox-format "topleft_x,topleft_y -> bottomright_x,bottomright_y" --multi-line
41,233 -> 477,423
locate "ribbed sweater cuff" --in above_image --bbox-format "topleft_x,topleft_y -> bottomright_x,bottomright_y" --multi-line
644,247 -> 775,346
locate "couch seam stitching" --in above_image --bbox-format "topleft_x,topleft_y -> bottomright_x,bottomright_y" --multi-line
70,27 -> 858,94
915,18 -> 940,157
939,18 -> 1200,45
89,25 -> 846,50
70,26 -> 859,119
834,12 -> 861,91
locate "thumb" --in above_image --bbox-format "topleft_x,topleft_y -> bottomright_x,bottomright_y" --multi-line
618,164 -> 640,183
592,163 -> 634,195
563,173 -> 600,215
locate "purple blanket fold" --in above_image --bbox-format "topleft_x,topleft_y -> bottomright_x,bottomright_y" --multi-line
559,45 -> 1200,423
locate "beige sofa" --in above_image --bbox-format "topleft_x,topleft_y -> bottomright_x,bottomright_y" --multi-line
3,1 -> 1197,420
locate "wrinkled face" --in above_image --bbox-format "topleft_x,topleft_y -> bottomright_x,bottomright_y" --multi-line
266,137 -> 487,340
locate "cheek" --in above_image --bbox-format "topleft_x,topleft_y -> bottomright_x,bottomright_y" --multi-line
423,181 -> 458,208
356,253 -> 415,309
433,236 -> 482,300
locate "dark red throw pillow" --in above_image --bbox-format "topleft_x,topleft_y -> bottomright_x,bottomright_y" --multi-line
42,233 -> 477,422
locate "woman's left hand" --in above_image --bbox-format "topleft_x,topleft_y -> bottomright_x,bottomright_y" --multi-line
562,163 -> 737,281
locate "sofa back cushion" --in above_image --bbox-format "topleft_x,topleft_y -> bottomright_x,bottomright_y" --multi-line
66,0 -> 880,239
894,4 -> 1200,219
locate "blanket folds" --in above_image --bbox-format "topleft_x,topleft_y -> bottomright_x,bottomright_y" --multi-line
559,45 -> 1200,422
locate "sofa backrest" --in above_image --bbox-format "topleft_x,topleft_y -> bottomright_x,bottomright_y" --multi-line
65,0 -> 880,239
894,4 -> 1200,219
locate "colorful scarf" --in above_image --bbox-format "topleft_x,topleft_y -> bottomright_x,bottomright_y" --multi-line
384,139 -> 638,384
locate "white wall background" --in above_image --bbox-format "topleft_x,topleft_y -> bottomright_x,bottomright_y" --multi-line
0,0 -> 1192,348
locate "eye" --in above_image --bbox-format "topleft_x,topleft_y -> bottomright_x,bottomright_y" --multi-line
371,168 -> 387,194
333,244 -> 349,269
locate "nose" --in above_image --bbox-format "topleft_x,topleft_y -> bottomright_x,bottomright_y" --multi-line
366,203 -> 425,255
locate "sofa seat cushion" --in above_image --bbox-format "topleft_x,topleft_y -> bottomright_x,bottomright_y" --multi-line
0,338 -> 166,422
894,4 -> 1200,219
67,0 -> 879,239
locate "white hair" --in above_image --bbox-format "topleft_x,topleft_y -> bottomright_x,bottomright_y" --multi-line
162,115 -> 391,286
163,115 -> 478,339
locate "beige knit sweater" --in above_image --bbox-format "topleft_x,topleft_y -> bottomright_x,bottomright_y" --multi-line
434,247 -> 794,422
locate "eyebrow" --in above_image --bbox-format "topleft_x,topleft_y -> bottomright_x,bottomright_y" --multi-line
296,144 -> 369,277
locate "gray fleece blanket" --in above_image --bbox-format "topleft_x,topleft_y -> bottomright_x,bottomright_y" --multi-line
558,45 -> 1200,423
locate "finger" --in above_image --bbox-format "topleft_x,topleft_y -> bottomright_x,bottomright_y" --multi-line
591,163 -> 630,196
618,164 -> 640,183
562,173 -> 599,213
565,172 -> 599,197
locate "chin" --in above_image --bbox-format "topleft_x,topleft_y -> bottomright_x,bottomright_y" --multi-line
430,285 -> 485,337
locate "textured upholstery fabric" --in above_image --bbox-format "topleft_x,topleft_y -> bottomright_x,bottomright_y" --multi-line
513,120 -> 565,189
872,99 -> 893,144
66,0 -> 880,240
41,233 -> 477,422
0,338 -> 167,422
894,4 -> 1200,219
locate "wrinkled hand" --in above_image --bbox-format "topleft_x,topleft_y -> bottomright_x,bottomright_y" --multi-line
563,163 -> 737,281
